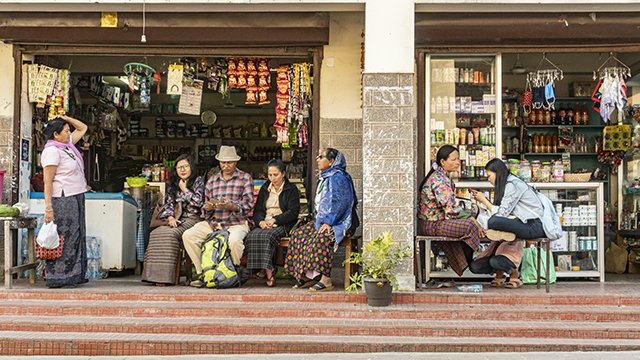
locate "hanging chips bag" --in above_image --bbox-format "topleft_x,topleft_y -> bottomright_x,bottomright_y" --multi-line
245,89 -> 257,105
247,59 -> 258,75
258,90 -> 270,105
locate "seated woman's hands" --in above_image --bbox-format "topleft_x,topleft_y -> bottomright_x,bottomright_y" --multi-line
318,223 -> 332,233
471,189 -> 492,209
167,216 -> 180,228
259,219 -> 276,229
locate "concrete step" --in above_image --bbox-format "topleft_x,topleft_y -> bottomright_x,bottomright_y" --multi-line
3,288 -> 640,306
1,315 -> 639,339
2,332 -> 640,355
1,299 -> 640,322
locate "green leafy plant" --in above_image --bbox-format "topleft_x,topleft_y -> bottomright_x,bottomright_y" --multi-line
344,232 -> 411,293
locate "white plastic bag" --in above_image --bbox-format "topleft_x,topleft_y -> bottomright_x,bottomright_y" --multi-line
36,222 -> 60,249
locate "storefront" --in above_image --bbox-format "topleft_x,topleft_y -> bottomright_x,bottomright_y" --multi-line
416,10 -> 640,283
0,10 -> 341,273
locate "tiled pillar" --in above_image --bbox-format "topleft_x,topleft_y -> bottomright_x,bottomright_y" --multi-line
363,0 -> 416,291
362,73 -> 416,291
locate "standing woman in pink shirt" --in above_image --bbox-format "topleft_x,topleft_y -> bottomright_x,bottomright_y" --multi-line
41,115 -> 89,288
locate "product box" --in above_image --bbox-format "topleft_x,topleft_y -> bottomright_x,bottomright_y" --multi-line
482,94 -> 496,113
551,231 -> 568,252
570,81 -> 594,97
557,255 -> 572,271
471,101 -> 484,114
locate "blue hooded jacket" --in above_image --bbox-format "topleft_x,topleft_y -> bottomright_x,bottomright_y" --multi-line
315,151 -> 355,244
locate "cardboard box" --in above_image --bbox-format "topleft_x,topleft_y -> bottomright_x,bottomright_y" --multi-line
570,81 -> 595,97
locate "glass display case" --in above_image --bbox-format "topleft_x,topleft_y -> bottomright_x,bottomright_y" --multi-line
425,54 -> 502,182
421,182 -> 605,282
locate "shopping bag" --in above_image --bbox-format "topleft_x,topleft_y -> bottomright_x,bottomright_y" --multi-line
35,222 -> 65,260
520,245 -> 557,285
36,222 -> 59,249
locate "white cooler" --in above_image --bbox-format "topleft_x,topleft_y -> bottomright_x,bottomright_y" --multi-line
29,192 -> 138,271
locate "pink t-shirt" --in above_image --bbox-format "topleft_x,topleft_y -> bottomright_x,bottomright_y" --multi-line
41,144 -> 87,197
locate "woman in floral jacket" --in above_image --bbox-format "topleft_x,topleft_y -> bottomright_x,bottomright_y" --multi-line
417,145 -> 485,276
142,154 -> 204,285
284,148 -> 356,292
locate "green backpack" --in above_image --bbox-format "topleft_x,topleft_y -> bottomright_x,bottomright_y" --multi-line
201,230 -> 239,289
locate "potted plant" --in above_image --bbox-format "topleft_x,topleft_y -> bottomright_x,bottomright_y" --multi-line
345,232 -> 411,307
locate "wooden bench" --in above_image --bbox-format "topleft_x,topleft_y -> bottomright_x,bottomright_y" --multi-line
415,235 -> 553,293
278,234 -> 360,290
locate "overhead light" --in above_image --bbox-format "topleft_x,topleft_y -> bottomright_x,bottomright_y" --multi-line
511,54 -> 527,75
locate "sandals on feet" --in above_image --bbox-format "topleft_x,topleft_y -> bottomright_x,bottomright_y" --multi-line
309,282 -> 334,292
190,279 -> 204,288
491,271 -> 505,288
504,278 -> 523,289
292,278 -> 316,289
266,276 -> 276,287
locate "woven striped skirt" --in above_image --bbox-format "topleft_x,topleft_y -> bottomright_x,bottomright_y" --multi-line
245,226 -> 287,270
141,217 -> 199,284
417,218 -> 484,276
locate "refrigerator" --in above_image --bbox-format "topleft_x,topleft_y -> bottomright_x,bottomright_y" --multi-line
29,192 -> 138,271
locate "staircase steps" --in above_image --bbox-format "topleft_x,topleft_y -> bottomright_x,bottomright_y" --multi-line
1,287 -> 640,355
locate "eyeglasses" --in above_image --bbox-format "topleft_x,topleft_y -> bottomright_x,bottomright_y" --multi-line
177,165 -> 190,170
316,155 -> 326,160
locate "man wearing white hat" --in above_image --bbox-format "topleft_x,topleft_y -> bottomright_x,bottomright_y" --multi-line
182,145 -> 254,287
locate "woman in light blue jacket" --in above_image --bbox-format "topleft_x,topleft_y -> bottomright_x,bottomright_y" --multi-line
471,158 -> 546,288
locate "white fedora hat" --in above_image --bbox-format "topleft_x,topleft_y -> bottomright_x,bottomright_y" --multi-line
215,145 -> 241,162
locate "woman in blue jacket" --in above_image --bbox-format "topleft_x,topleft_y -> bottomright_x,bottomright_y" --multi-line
284,148 -> 355,292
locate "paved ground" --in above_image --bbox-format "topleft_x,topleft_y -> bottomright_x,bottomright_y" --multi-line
1,352 -> 640,359
6,271 -> 640,298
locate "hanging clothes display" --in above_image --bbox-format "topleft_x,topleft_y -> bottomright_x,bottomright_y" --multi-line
592,53 -> 631,123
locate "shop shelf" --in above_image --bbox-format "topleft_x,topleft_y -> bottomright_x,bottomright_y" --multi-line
556,270 -> 600,278
427,270 -> 491,279
523,152 -> 598,156
526,125 -> 605,128
618,229 -> 640,238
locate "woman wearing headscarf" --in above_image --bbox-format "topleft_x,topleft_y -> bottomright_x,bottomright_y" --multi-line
142,154 -> 205,286
41,115 -> 89,288
284,148 -> 355,292
417,144 -> 485,277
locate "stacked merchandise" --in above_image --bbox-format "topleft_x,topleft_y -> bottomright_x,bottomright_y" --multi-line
274,63 -> 311,148
85,236 -> 104,279
227,58 -> 271,105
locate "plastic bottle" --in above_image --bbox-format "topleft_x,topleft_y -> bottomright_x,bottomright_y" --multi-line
457,284 -> 483,293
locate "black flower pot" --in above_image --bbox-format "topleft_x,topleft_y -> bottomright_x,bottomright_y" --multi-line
363,278 -> 392,307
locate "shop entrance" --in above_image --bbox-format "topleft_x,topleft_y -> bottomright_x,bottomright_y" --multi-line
417,48 -> 640,284
22,49 -> 320,276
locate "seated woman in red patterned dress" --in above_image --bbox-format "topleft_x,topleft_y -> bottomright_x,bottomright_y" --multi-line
417,144 -> 485,277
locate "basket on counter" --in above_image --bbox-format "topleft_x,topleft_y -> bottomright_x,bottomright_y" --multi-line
563,173 -> 592,182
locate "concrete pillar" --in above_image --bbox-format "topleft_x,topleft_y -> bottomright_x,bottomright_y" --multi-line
0,43 -> 15,205
362,0 -> 416,291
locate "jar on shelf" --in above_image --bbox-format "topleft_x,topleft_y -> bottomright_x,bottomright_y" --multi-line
540,162 -> 552,182
142,164 -> 152,180
519,160 -> 532,182
508,159 -> 520,176
552,160 -> 564,182
531,160 -> 542,182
